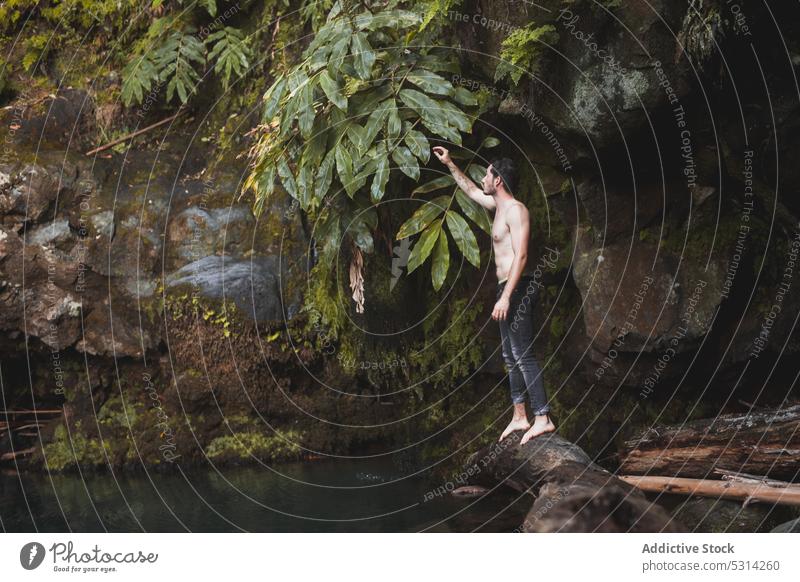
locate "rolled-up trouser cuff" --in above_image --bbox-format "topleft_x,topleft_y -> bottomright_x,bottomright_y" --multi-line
533,405 -> 551,416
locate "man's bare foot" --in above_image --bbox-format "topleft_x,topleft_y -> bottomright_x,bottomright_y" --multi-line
499,417 -> 530,442
519,414 -> 556,445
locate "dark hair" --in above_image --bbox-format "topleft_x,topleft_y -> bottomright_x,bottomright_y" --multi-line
490,158 -> 517,193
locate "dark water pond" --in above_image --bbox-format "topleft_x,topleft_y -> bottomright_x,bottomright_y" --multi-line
0,457 -> 530,532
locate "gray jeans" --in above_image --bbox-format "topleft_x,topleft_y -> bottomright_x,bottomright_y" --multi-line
497,276 -> 550,416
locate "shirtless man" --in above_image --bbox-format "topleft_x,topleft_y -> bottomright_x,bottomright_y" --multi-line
433,146 -> 556,444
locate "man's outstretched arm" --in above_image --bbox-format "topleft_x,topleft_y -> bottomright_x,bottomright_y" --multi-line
432,146 -> 497,211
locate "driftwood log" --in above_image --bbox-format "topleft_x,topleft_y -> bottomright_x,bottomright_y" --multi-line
464,432 -> 684,532
618,475 -> 800,506
619,404 -> 800,481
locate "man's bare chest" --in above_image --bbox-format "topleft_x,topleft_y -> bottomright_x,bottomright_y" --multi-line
492,212 -> 511,246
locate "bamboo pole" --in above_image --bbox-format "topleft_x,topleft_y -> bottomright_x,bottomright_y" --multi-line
619,475 -> 800,506
84,110 -> 183,156
0,409 -> 62,415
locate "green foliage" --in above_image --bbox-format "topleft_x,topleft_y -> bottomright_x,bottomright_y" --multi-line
22,33 -> 51,73
0,0 -> 39,33
395,135 -> 498,289
418,0 -> 461,31
120,2 -> 254,107
495,23 -> 559,85
245,0 -> 483,293
206,430 -> 304,462
413,296 -> 485,391
206,26 -> 252,89
159,29 -> 206,103
42,423 -> 108,472
299,0 -> 334,31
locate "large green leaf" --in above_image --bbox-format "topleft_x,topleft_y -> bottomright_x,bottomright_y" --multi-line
406,71 -> 454,97
398,88 -> 441,124
467,164 -> 487,183
453,87 -> 478,106
404,127 -> 430,163
319,70 -> 347,110
438,99 -> 472,132
456,189 -> 492,235
407,220 -> 442,274
387,98 -> 401,139
315,149 -> 336,202
420,119 -> 462,145
396,195 -> 450,239
262,74 -> 287,120
327,34 -> 351,75
335,143 -> 355,197
297,163 -> 314,209
445,210 -> 480,267
297,83 -> 316,138
346,123 -> 368,157
350,33 -> 375,80
431,228 -> 450,291
371,153 -> 390,202
391,146 -> 419,181
412,175 -> 454,195
277,157 -> 298,200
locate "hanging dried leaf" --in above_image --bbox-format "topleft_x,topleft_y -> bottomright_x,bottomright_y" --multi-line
349,244 -> 365,313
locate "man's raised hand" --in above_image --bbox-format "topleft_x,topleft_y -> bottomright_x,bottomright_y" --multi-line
432,146 -> 451,165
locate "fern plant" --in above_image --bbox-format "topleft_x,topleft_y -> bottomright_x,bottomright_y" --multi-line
206,26 -> 252,90
121,1 -> 253,107
495,23 -> 559,85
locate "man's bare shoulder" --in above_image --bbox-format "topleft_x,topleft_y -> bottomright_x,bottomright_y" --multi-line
504,201 -> 529,223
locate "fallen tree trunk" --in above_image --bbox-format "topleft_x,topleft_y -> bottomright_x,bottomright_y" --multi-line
464,432 -> 685,532
618,475 -> 800,506
619,404 -> 800,481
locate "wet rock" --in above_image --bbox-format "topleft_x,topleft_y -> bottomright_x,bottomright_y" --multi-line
575,180 -> 664,242
25,219 -> 73,248
457,0 -> 691,150
0,88 -> 95,148
166,255 -> 301,323
75,302 -> 159,358
572,225 -> 722,356
0,163 -> 74,224
165,204 -> 256,271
